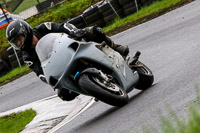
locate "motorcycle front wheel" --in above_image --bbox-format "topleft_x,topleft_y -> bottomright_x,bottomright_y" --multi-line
133,61 -> 154,90
78,74 -> 129,107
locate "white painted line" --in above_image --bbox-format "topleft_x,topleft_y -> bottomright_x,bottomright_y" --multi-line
47,98 -> 95,133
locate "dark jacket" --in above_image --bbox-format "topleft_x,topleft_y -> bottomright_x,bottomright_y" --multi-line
22,22 -> 79,77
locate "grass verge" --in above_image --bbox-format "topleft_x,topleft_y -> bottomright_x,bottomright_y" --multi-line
13,0 -> 46,14
0,109 -> 36,133
0,65 -> 31,87
104,0 -> 194,36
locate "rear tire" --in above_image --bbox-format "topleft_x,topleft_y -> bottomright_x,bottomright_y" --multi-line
78,73 -> 129,107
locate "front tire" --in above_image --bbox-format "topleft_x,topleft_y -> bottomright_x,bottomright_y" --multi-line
78,74 -> 129,107
133,61 -> 154,90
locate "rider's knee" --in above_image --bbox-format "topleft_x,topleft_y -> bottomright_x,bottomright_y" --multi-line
57,88 -> 79,101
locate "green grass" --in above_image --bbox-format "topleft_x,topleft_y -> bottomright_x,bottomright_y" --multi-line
103,0 -> 187,33
0,29 -> 9,50
0,0 -> 12,4
13,0 -> 46,14
0,65 -> 31,86
0,109 -> 36,133
26,0 -> 95,27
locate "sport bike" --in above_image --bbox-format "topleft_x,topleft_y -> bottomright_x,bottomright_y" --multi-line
36,33 -> 154,107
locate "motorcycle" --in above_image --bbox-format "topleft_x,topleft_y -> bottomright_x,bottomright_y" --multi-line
36,33 -> 154,107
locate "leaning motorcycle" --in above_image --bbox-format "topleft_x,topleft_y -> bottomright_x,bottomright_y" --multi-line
36,33 -> 154,107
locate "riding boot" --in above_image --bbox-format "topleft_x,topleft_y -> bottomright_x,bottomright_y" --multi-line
104,36 -> 129,57
57,88 -> 79,101
113,44 -> 130,58
83,26 -> 129,57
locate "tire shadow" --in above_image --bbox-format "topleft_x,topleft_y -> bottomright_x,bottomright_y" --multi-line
129,83 -> 157,102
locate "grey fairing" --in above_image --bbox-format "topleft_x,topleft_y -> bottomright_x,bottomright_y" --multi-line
36,33 -> 139,95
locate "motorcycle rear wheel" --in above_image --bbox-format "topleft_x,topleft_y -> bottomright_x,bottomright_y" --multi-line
78,74 -> 129,107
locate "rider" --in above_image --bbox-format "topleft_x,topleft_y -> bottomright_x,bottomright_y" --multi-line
6,19 -> 129,101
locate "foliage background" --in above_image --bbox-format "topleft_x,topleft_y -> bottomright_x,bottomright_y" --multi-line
0,0 -> 100,51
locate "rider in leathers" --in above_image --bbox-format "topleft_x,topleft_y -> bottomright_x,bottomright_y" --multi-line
6,19 -> 129,101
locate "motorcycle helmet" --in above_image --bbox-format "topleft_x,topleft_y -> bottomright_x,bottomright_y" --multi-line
6,19 -> 33,50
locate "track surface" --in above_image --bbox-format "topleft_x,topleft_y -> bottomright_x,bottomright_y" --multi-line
55,1 -> 200,132
0,73 -> 55,112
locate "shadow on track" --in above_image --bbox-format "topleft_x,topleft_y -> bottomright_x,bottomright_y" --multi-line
71,84 -> 157,132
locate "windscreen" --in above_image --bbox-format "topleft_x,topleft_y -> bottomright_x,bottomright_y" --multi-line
36,33 -> 62,67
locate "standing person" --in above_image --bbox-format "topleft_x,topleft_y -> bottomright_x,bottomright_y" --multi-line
6,19 -> 129,101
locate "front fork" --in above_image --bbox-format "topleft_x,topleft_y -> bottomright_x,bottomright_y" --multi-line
129,51 -> 142,69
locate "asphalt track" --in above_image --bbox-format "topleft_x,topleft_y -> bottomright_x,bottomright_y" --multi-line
0,0 -> 200,132
0,72 -> 55,113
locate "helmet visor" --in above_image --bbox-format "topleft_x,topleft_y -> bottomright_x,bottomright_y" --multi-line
9,34 -> 25,50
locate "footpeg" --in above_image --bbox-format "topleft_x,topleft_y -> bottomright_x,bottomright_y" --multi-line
129,51 -> 141,65
94,98 -> 99,102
